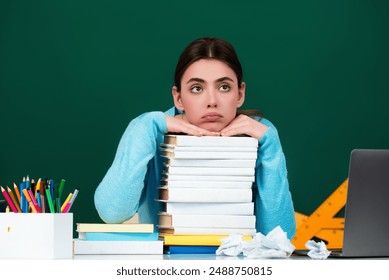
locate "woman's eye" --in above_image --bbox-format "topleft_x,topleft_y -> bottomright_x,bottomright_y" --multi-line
220,84 -> 230,92
190,86 -> 202,93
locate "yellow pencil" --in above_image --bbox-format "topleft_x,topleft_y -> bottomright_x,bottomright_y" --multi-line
61,193 -> 72,212
7,186 -> 22,213
34,178 -> 42,196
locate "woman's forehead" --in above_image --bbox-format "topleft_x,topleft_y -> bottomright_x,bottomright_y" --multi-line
182,59 -> 237,83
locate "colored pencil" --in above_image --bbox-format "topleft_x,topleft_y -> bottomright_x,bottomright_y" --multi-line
6,186 -> 22,213
1,186 -> 19,213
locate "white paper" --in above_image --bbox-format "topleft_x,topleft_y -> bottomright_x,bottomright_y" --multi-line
215,233 -> 244,256
305,240 -> 331,260
216,226 -> 295,259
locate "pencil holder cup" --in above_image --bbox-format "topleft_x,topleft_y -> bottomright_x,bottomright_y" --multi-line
0,213 -> 73,259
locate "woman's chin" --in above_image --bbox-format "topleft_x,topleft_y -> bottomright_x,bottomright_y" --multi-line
199,123 -> 225,133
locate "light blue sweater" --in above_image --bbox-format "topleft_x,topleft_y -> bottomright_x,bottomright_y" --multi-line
94,107 -> 296,239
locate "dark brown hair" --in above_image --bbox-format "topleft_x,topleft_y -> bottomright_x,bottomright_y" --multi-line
174,37 -> 243,92
174,37 -> 263,118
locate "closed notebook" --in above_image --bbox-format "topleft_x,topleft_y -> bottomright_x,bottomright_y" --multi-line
164,158 -> 256,168
161,180 -> 253,189
161,144 -> 257,152
73,239 -> 163,255
76,223 -> 153,233
158,213 -> 256,229
162,174 -> 255,182
78,231 -> 159,241
163,134 -> 258,147
161,234 -> 253,246
163,166 -> 255,176
161,150 -> 257,160
163,202 -> 254,215
158,188 -> 252,203
159,227 -> 256,236
167,245 -> 218,254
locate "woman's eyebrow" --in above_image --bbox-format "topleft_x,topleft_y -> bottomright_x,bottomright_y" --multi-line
186,77 -> 234,84
215,77 -> 234,83
186,78 -> 205,84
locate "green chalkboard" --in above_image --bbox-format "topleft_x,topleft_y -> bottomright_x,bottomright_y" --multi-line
1,0 -> 388,236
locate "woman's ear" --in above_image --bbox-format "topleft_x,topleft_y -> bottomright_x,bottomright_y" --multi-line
172,86 -> 185,110
237,82 -> 246,108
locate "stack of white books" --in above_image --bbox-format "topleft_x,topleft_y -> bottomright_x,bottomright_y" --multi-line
158,134 -> 258,248
73,223 -> 163,255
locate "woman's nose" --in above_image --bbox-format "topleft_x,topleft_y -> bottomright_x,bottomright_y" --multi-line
207,90 -> 218,108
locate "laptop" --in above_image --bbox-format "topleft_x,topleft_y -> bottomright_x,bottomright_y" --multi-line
330,149 -> 389,257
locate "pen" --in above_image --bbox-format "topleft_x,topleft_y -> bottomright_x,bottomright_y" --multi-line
45,186 -> 55,213
63,188 -> 79,213
1,186 -> 19,213
54,179 -> 61,213
58,179 -> 65,199
49,179 -> 55,202
6,186 -> 22,213
21,188 -> 37,213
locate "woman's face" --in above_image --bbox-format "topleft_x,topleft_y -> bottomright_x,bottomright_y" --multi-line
172,59 -> 245,132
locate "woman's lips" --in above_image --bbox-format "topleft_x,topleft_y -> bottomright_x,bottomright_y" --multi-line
202,113 -> 222,121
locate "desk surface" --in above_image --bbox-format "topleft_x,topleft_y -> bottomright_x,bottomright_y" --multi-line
72,253 -> 389,260
72,253 -> 338,260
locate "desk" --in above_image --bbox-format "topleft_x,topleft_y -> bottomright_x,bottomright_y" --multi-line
2,254 -> 388,280
72,253 -> 389,260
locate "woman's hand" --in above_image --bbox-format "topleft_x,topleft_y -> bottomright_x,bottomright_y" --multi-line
220,114 -> 268,140
165,114 -> 220,136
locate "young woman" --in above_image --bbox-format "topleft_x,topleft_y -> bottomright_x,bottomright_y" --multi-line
94,37 -> 296,239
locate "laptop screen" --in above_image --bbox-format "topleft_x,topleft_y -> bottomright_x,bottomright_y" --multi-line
342,149 -> 389,257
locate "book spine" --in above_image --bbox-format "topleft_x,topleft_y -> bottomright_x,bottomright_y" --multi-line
164,202 -> 254,215
160,188 -> 253,203
161,214 -> 256,229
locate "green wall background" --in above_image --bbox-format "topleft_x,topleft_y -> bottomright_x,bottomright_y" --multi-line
1,1 -> 388,235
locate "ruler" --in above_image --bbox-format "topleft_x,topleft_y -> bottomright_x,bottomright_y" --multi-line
292,179 -> 348,250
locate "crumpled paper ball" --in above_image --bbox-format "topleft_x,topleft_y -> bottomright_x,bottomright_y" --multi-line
305,240 -> 331,260
215,233 -> 244,256
216,226 -> 295,259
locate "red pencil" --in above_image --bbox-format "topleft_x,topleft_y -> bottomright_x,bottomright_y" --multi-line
6,186 -> 22,213
1,186 -> 19,213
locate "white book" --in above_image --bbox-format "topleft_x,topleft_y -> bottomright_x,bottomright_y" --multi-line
73,239 -> 163,255
163,166 -> 255,176
161,143 -> 257,152
159,213 -> 256,229
163,174 -> 255,182
163,202 -> 254,215
161,180 -> 253,189
159,188 -> 252,203
161,150 -> 257,159
164,158 -> 256,168
164,134 -> 258,147
159,227 -> 257,236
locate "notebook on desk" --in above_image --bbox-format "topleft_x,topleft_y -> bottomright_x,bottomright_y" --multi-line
330,149 -> 389,257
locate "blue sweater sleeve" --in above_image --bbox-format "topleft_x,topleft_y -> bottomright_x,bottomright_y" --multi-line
255,118 -> 296,239
94,111 -> 167,223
